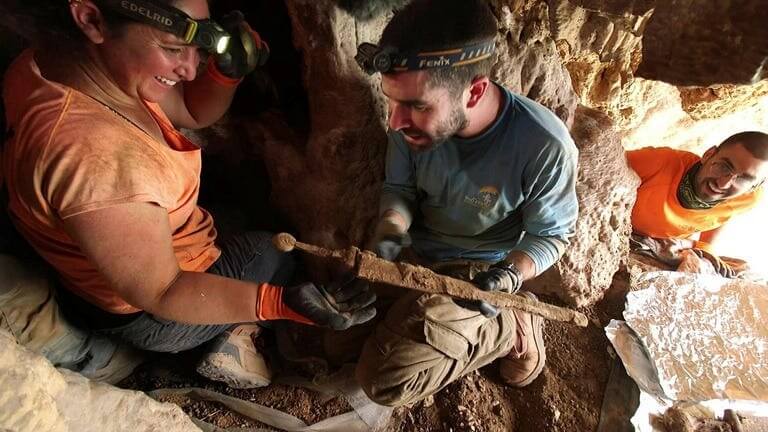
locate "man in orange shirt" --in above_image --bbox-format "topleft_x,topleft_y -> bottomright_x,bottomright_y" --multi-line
627,131 -> 768,276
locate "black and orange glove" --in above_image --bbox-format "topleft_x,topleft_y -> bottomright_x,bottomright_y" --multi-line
214,11 -> 270,79
255,276 -> 376,330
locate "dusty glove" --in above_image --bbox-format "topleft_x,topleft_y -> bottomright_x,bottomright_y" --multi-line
691,249 -> 741,278
215,11 -> 270,78
366,218 -> 410,261
459,263 -> 523,318
630,234 -> 689,267
256,276 -> 376,331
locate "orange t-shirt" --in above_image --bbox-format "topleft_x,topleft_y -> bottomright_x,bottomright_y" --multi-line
627,146 -> 763,240
1,50 -> 220,314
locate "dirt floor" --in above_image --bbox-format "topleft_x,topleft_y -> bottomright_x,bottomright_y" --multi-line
113,246 -> 768,432
119,262 -> 642,432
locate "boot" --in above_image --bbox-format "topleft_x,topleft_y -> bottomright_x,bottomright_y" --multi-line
499,292 -> 546,387
196,324 -> 271,389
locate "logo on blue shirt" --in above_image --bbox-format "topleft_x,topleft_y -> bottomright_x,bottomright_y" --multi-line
464,186 -> 499,214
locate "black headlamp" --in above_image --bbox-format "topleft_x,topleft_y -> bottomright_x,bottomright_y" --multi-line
355,39 -> 496,75
100,0 -> 231,54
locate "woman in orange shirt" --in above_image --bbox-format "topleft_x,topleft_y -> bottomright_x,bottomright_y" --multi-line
2,0 -> 375,388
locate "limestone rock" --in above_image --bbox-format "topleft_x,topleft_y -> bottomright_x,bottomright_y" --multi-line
492,1 -> 579,125
619,77 -> 768,154
256,1 -> 390,258
331,0 -> 411,21
565,0 -> 654,16
0,330 -> 198,432
527,106 -> 639,307
679,81 -> 768,120
548,0 -> 649,121
637,0 -> 768,86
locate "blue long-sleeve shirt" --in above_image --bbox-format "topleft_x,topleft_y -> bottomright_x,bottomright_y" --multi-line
380,85 -> 578,274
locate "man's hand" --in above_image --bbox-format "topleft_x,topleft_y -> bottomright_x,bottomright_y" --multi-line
459,263 -> 523,318
691,249 -> 742,278
473,263 -> 523,293
282,278 -> 377,331
215,11 -> 270,78
630,234 -> 692,266
366,218 -> 410,261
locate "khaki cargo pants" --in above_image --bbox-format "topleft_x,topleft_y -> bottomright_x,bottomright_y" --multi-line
0,255 -> 138,383
351,261 -> 521,407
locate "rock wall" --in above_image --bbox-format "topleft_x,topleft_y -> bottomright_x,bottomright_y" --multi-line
527,106 -> 639,306
256,0 -> 389,259
490,1 -> 579,124
637,0 -> 768,86
0,330 -> 198,432
549,0 -> 650,118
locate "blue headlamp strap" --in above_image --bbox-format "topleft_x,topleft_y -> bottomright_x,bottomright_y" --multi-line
391,40 -> 496,72
355,39 -> 495,75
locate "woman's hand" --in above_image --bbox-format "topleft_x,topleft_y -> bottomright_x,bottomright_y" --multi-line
281,278 -> 377,330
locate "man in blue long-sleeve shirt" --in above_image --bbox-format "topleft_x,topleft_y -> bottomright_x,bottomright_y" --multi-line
350,0 -> 578,407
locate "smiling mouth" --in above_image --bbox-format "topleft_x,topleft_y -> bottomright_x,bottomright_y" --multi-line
155,76 -> 178,86
706,180 -> 725,195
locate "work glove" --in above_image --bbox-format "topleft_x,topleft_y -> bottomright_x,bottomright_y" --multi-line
281,276 -> 377,331
215,11 -> 270,78
366,218 -> 410,261
691,249 -> 741,278
458,263 -> 523,318
629,234 -> 688,267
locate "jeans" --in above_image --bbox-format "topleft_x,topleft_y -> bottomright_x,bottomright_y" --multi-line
97,231 -> 295,353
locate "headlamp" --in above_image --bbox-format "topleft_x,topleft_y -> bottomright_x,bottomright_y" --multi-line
100,0 -> 231,54
355,39 -> 496,75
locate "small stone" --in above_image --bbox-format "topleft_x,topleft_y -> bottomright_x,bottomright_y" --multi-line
423,395 -> 435,408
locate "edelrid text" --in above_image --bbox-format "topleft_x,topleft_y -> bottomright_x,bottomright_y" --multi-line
121,1 -> 173,26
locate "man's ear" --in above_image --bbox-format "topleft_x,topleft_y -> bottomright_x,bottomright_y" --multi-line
69,0 -> 109,44
466,76 -> 490,109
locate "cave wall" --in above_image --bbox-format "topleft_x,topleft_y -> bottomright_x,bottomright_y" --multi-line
637,0 -> 768,86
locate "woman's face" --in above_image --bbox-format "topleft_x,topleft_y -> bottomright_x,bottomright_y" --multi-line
96,0 -> 210,103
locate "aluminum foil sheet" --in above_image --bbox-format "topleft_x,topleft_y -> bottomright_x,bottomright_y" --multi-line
624,271 -> 768,402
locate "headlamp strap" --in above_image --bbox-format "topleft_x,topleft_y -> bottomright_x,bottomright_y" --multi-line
101,0 -> 195,43
392,39 -> 496,72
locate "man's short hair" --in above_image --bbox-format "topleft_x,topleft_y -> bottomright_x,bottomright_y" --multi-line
719,131 -> 768,160
378,0 -> 497,96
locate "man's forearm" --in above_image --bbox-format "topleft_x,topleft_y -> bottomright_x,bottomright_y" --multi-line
501,250 -> 537,281
509,234 -> 567,277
